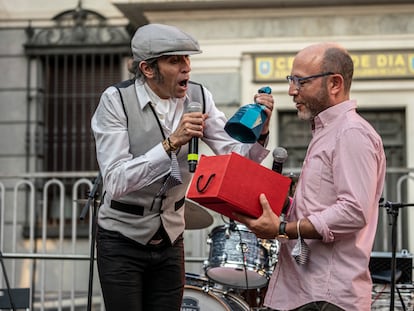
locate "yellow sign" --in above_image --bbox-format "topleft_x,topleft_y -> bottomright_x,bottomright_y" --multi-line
254,51 -> 414,82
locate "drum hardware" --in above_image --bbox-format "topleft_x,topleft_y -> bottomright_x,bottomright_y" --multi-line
236,242 -> 248,253
186,221 -> 281,310
183,273 -> 271,310
186,221 -> 280,309
379,199 -> 414,311
287,172 -> 299,197
183,274 -> 251,311
181,285 -> 250,311
204,222 -> 279,290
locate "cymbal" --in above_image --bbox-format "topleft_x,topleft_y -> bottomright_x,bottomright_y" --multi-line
185,199 -> 214,230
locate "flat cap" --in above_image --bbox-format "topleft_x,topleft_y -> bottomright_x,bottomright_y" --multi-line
131,23 -> 202,62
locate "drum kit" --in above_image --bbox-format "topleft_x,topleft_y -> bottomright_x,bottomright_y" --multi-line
183,199 -> 279,311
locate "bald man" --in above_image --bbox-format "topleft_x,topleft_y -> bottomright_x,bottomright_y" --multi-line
235,43 -> 386,311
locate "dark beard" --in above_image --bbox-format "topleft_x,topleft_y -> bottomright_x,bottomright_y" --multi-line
307,82 -> 330,118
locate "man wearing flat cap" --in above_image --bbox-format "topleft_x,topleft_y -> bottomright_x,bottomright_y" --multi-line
92,23 -> 274,311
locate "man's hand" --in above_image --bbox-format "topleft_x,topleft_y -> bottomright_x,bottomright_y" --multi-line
254,93 -> 274,135
233,193 -> 280,239
169,111 -> 207,147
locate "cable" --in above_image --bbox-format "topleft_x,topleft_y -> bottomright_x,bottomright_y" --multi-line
222,218 -> 251,292
371,284 -> 387,306
233,223 -> 250,291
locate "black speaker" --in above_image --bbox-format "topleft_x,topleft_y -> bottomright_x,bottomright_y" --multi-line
369,251 -> 413,284
0,288 -> 30,309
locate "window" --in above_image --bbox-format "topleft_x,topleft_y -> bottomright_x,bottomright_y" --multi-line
42,53 -> 122,172
23,7 -> 131,238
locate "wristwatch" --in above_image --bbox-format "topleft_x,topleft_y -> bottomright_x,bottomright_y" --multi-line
277,221 -> 289,243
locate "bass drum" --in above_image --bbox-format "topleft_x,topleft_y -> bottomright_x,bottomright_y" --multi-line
181,285 -> 249,311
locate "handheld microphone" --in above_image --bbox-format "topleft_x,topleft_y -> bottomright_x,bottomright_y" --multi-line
272,147 -> 288,174
188,101 -> 202,172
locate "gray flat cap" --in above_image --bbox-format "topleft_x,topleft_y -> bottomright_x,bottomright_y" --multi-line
131,24 -> 202,62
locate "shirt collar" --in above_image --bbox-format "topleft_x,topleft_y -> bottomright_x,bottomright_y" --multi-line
312,99 -> 357,133
135,80 -> 152,110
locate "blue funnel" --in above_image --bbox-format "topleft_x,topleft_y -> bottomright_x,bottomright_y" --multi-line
224,86 -> 272,143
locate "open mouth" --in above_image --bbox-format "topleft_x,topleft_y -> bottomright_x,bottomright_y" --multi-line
179,79 -> 188,87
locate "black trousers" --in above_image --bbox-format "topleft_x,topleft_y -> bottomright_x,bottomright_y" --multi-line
96,225 -> 185,311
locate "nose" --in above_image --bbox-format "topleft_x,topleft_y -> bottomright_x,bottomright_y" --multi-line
288,83 -> 299,96
181,56 -> 191,72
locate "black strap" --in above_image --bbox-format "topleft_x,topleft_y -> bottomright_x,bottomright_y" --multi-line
175,197 -> 185,211
188,81 -> 206,113
148,103 -> 166,140
110,200 -> 144,216
113,79 -> 135,126
110,197 -> 185,215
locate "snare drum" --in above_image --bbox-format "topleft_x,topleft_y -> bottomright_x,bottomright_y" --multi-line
181,285 -> 249,311
204,224 -> 273,289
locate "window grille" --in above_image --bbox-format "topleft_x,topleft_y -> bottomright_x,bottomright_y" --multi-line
23,3 -> 132,235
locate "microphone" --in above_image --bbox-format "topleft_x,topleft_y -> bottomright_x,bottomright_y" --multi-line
272,147 -> 288,174
188,101 -> 202,172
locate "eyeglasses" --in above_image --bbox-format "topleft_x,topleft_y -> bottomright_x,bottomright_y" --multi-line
286,72 -> 334,90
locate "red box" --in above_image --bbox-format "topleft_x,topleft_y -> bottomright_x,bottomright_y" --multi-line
187,152 -> 291,220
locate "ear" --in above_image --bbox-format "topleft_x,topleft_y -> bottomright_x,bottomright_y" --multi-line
329,74 -> 343,95
139,61 -> 154,79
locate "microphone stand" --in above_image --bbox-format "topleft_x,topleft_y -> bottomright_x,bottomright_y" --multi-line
80,172 -> 102,311
379,200 -> 414,311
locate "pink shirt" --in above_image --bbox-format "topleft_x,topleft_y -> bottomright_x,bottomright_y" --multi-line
265,100 -> 386,311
